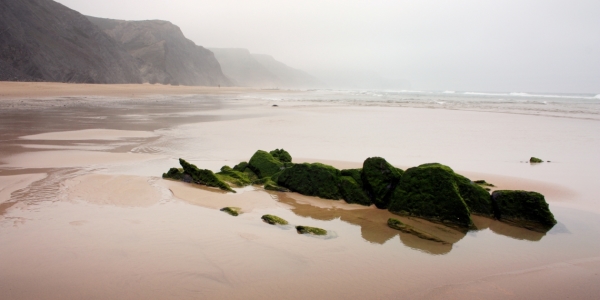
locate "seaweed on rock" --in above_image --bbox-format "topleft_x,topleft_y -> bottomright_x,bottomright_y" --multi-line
361,157 -> 403,209
491,190 -> 556,232
339,176 -> 371,206
216,165 -> 252,187
220,207 -> 241,216
162,168 -> 184,180
248,150 -> 284,178
179,159 -> 235,192
296,225 -> 327,235
277,163 -> 342,200
530,157 -> 544,163
269,149 -> 292,163
262,214 -> 289,225
388,163 -> 474,231
455,174 -> 494,217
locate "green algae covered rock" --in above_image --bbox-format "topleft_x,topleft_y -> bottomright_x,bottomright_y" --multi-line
269,149 -> 292,163
339,176 -> 371,206
530,157 -> 544,163
179,159 -> 235,192
277,163 -> 342,200
220,207 -> 241,216
216,165 -> 252,187
248,150 -> 284,178
233,161 -> 249,172
296,225 -> 327,235
341,168 -> 363,185
162,168 -> 184,180
387,218 -> 447,244
491,190 -> 556,232
262,214 -> 289,225
474,180 -> 495,187
263,178 -> 290,192
388,163 -> 474,230
361,157 -> 404,209
455,174 -> 494,217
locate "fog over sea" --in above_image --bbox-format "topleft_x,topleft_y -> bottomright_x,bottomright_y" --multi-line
246,89 -> 600,120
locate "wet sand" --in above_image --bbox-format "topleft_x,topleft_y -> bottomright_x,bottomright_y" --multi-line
1,83 -> 600,299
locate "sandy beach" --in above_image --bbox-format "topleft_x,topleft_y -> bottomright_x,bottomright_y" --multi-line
1,82 -> 599,299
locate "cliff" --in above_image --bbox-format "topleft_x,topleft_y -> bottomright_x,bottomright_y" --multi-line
87,17 -> 232,86
0,0 -> 141,83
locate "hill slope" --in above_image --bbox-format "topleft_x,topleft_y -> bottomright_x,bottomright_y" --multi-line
88,17 -> 231,86
0,0 -> 141,83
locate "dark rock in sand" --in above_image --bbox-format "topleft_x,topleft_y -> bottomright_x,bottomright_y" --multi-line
339,176 -> 371,206
248,150 -> 284,178
530,157 -> 544,163
261,214 -> 289,225
179,159 -> 235,192
491,190 -> 556,232
455,174 -> 494,217
388,163 -> 474,230
269,149 -> 292,163
277,163 -> 342,200
220,207 -> 240,216
162,168 -> 184,180
361,157 -> 403,209
295,225 -> 327,235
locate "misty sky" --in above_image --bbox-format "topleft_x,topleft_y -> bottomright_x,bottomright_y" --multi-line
55,0 -> 599,93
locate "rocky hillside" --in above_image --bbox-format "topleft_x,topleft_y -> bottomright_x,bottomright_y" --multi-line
210,48 -> 323,88
88,17 -> 231,86
0,0 -> 141,83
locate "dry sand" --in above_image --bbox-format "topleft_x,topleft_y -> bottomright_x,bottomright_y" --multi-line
1,83 -> 599,299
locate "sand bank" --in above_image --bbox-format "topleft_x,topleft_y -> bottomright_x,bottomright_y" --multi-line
0,173 -> 47,204
65,174 -> 162,207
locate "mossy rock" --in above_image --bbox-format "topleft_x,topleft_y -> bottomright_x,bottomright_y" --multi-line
296,225 -> 327,235
220,207 -> 241,216
216,165 -> 253,187
162,167 -> 184,180
341,168 -> 363,186
263,179 -> 290,192
491,190 -> 557,232
339,176 -> 371,206
179,159 -> 235,193
233,161 -> 249,172
248,150 -> 284,178
262,214 -> 289,225
455,174 -> 494,217
530,157 -> 544,163
388,163 -> 474,230
387,218 -> 447,244
277,163 -> 342,200
361,157 -> 404,209
474,180 -> 495,187
269,149 -> 292,163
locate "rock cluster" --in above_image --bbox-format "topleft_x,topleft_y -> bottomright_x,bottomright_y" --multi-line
162,149 -> 557,233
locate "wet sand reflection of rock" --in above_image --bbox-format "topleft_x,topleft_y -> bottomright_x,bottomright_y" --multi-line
274,192 -> 466,254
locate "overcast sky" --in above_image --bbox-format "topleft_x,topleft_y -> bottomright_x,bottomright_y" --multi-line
56,0 -> 599,93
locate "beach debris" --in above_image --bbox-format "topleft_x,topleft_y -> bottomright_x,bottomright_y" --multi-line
296,225 -> 327,236
491,190 -> 557,232
387,218 -> 448,244
220,207 -> 241,216
361,157 -> 404,209
530,157 -> 544,163
261,214 -> 289,225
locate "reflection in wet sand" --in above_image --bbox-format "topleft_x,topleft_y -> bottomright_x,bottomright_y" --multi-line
274,191 -> 467,254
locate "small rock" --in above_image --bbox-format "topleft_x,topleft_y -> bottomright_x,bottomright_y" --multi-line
261,214 -> 288,225
295,225 -> 327,235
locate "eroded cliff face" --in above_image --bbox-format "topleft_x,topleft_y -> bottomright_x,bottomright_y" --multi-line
0,0 -> 142,83
88,17 -> 232,86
